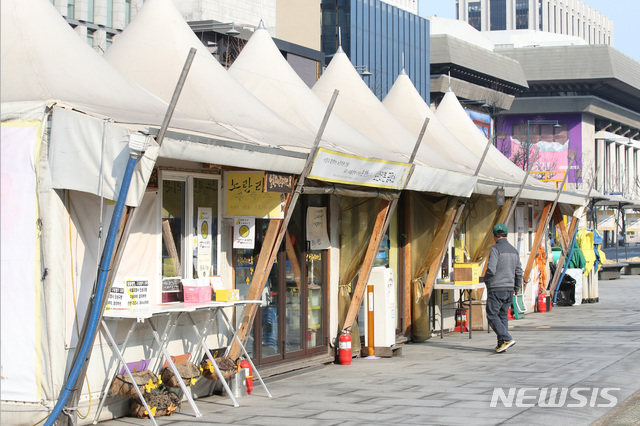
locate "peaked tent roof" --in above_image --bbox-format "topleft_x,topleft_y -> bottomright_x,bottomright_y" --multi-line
229,26 -> 404,162
383,71 -> 523,187
1,0 -> 203,131
436,91 -> 586,205
312,48 -> 477,197
103,0 -> 313,151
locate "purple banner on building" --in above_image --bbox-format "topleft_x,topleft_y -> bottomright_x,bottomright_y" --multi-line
497,114 -> 582,184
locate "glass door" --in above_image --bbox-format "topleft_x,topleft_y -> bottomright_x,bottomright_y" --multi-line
160,172 -> 220,302
233,195 -> 328,364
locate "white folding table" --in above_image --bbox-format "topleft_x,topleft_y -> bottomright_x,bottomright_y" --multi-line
94,300 -> 270,424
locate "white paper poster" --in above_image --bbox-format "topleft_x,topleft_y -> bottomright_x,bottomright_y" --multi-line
234,216 -> 255,249
197,207 -> 213,278
307,207 -> 330,250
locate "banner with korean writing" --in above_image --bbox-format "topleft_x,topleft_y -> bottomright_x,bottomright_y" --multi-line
308,148 -> 412,190
225,171 -> 285,218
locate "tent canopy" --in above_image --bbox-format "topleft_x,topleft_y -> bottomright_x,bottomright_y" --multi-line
229,25 -> 406,162
103,0 -> 314,152
436,90 -> 587,205
312,47 -> 477,197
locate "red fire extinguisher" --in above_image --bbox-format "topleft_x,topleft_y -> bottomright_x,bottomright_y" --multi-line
538,293 -> 547,313
454,308 -> 468,332
240,358 -> 253,394
338,328 -> 352,365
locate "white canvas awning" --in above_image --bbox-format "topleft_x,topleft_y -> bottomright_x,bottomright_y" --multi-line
103,0 -> 316,159
383,70 -> 526,195
435,91 -> 587,205
229,25 -> 407,163
311,48 -> 477,197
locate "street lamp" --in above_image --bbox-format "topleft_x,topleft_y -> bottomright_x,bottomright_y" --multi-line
526,119 -> 561,171
353,65 -> 372,77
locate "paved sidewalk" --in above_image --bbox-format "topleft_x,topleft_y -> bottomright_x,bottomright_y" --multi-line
99,275 -> 640,426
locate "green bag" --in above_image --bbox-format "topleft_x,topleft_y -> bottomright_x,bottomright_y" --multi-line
513,294 -> 526,319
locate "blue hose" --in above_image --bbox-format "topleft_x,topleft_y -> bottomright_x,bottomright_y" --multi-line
553,227 -> 579,303
45,154 -> 139,425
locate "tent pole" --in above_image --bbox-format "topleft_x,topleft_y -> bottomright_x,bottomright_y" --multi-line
420,137 -> 492,302
547,175 -> 596,298
58,48 -> 196,426
340,118 -> 429,336
505,147 -> 540,225
228,90 -> 340,360
522,201 -> 553,287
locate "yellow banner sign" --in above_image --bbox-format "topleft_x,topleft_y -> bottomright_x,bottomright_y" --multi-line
225,171 -> 284,218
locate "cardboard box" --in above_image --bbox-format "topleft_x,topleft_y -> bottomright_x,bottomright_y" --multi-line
216,289 -> 239,302
454,263 -> 480,285
462,300 -> 486,331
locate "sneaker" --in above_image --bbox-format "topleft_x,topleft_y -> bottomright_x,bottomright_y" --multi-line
496,340 -> 516,353
495,342 -> 503,351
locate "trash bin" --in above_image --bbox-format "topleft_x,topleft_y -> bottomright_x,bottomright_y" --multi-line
226,369 -> 247,398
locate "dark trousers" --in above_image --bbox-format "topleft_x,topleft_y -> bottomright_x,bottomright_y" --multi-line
486,290 -> 514,344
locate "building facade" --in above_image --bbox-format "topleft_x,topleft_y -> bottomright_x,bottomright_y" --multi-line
320,0 -> 430,100
456,0 -> 613,46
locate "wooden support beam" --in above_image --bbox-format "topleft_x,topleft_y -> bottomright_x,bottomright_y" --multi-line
548,216 -> 579,298
422,203 -> 461,302
229,218 -> 282,359
403,195 -> 412,337
553,207 -> 570,252
421,137 -> 493,301
522,201 -> 552,285
341,201 -> 392,332
341,118 -> 429,334
229,90 -> 340,360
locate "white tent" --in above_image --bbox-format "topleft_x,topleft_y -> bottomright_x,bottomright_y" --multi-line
229,25 -> 404,162
103,0 -> 319,175
1,0 -> 198,417
435,91 -> 586,205
311,48 -> 476,197
383,72 -> 573,201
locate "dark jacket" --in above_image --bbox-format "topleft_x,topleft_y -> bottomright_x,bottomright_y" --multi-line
484,238 -> 523,293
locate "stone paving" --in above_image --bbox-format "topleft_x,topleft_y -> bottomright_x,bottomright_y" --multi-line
98,273 -> 640,426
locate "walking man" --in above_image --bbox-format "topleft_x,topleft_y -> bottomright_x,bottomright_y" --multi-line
484,223 -> 523,353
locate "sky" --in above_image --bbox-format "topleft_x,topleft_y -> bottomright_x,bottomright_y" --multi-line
418,0 -> 640,63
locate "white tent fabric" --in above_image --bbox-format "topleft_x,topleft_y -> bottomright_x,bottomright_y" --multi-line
383,71 -> 523,191
1,0 -> 229,207
311,48 -> 476,197
3,0 -> 178,127
103,0 -> 315,153
229,26 -> 404,162
435,91 -> 586,205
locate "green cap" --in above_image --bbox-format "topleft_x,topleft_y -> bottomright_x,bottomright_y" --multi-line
493,223 -> 508,236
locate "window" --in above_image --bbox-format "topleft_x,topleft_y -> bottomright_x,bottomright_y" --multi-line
468,1 -> 481,31
516,0 -> 529,30
539,0 -> 543,31
87,0 -> 94,23
67,0 -> 75,19
490,0 -> 506,31
106,0 -> 113,27
125,0 -> 132,26
161,173 -> 220,281
87,29 -> 95,47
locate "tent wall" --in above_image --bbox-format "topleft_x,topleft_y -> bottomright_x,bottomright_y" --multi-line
50,108 -> 159,208
1,122 -> 41,402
